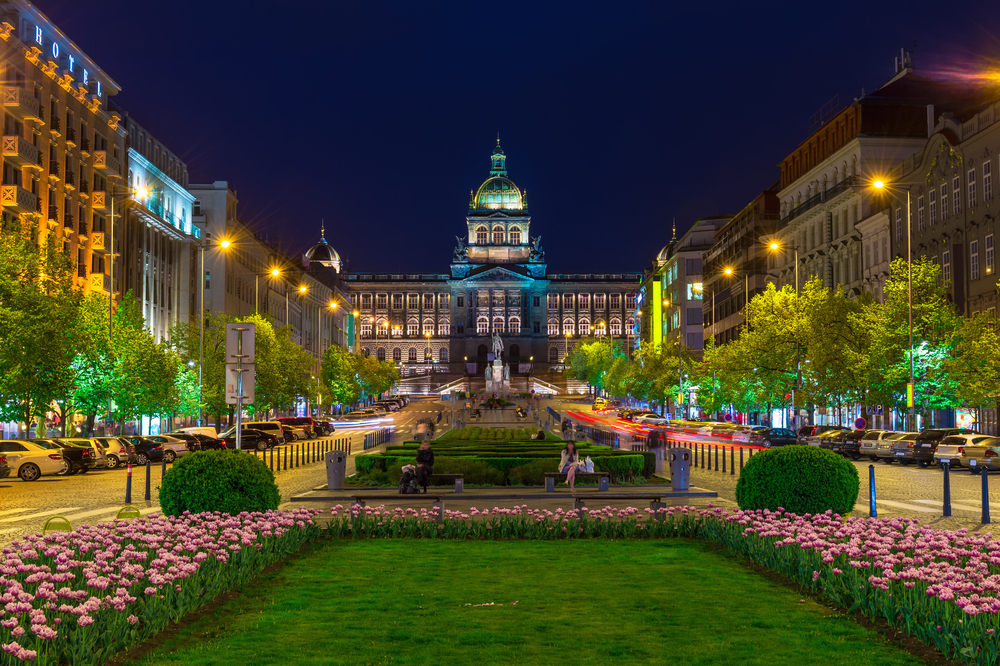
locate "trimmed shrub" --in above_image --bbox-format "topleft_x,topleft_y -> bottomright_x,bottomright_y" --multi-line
734,446 -> 859,515
508,458 -> 559,485
592,455 -> 645,483
159,451 -> 280,517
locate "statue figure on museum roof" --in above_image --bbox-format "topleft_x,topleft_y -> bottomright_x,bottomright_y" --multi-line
453,236 -> 468,262
528,235 -> 545,262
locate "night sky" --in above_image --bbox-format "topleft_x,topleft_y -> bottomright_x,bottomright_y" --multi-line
36,0 -> 1000,273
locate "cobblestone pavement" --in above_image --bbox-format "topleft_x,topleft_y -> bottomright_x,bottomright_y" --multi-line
0,399 -> 445,544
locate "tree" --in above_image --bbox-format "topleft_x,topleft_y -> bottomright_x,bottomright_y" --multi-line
70,294 -> 113,435
321,345 -> 363,406
943,310 -> 1000,426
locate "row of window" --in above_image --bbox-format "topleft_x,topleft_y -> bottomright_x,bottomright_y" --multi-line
354,293 -> 450,311
360,319 -> 449,337
474,225 -> 522,245
362,347 -> 449,363
352,291 -> 638,312
896,163 -> 996,240
546,293 -> 636,309
546,317 -> 635,336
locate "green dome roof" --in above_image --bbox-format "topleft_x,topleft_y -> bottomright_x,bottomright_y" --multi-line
474,176 -> 522,210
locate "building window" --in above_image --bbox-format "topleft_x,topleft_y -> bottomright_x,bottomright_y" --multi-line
917,196 -> 925,231
972,240 -> 980,280
457,322 -> 464,334
564,294 -> 574,309
563,318 -> 574,335
361,294 -> 372,310
547,294 -> 558,309
362,347 -> 370,357
625,293 -> 637,309
424,348 -> 432,362
671,311 -> 679,330
376,294 -> 387,309
882,237 -> 887,265
895,208 -> 902,241
943,250 -> 952,283
609,294 -> 620,309
548,318 -> 558,336
686,333 -> 703,350
533,321 -> 540,334
422,294 -> 434,310
423,319 -> 434,335
376,319 -> 388,337
477,317 -> 489,335
204,270 -> 210,289
509,226 -> 521,245
492,226 -> 504,245
626,318 -> 635,335
929,189 -> 937,226
457,295 -> 464,308
610,318 -> 621,335
508,316 -> 520,333
439,348 -> 448,362
392,324 -> 402,337
578,293 -> 589,309
438,321 -> 449,336
533,295 -> 540,307
392,294 -> 403,309
953,176 -> 961,216
439,294 -> 449,308
578,317 -> 590,334
987,234 -> 995,275
985,161 -> 993,202
476,226 -> 488,245
687,283 -> 703,300
361,322 -> 372,338
594,294 -> 606,309
376,348 -> 385,361
405,319 -> 417,336
969,168 -> 978,209
493,317 -> 504,333
392,348 -> 401,362
549,346 -> 559,363
408,348 -> 417,362
941,184 -> 949,220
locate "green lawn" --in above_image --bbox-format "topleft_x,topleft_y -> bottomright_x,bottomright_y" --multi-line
123,540 -> 923,666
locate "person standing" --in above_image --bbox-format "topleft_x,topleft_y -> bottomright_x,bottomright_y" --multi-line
415,441 -> 434,493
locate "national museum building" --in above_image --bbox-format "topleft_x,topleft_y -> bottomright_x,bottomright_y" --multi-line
305,141 -> 640,374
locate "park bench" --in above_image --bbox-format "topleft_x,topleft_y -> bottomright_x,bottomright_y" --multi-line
572,494 -> 665,512
347,495 -> 445,523
545,471 -> 610,492
427,473 -> 464,493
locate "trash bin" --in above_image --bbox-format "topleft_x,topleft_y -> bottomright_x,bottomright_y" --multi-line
326,451 -> 347,491
668,447 -> 691,491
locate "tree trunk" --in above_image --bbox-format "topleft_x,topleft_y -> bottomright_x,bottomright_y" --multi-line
86,413 -> 96,436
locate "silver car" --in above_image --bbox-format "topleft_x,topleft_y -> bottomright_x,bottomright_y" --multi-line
95,437 -> 135,469
59,437 -> 108,469
959,436 -> 1000,472
859,430 -> 898,460
145,435 -> 194,462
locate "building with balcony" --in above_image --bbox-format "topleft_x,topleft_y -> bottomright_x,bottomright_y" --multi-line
327,141 -> 640,375
0,0 -> 125,299
117,110 -> 200,342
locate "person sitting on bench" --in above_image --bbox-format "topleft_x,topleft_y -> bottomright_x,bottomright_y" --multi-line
533,428 -> 546,440
559,441 -> 583,492
415,441 -> 434,493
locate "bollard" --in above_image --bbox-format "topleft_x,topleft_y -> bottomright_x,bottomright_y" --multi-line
739,447 -> 744,472
144,460 -> 151,501
730,446 -> 735,475
284,445 -> 289,471
868,464 -> 877,517
722,446 -> 726,473
161,458 -> 166,482
943,461 -> 952,517
296,444 -> 300,468
125,463 -> 132,504
269,445 -> 274,472
714,445 -> 719,472
983,469 -> 991,525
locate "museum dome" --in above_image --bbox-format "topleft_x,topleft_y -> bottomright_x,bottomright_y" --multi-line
304,222 -> 342,272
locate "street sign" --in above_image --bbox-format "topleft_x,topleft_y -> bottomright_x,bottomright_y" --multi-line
854,417 -> 867,430
225,363 -> 255,405
723,413 -> 732,422
225,323 -> 256,364
906,383 -> 914,408
873,404 -> 883,416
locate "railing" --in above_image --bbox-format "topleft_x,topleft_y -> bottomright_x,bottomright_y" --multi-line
779,175 -> 860,228
47,205 -> 58,221
47,161 -> 59,178
78,219 -> 88,237
2,87 -> 41,120
79,180 -> 89,194
64,171 -> 75,187
65,127 -> 75,143
80,137 -> 90,152
49,117 -> 60,132
77,264 -> 86,278
64,213 -> 74,229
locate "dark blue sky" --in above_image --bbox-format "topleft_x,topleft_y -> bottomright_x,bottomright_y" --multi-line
38,0 -> 1000,272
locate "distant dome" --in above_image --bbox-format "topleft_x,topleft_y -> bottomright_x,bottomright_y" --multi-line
657,244 -> 671,263
474,177 -> 523,210
305,222 -> 342,272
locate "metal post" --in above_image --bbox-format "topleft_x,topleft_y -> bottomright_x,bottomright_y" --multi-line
269,445 -> 274,472
284,445 -> 289,470
125,463 -> 132,504
983,469 -> 991,525
714,445 -> 718,471
731,447 -> 735,475
943,461 -> 952,517
235,328 -> 244,452
868,464 -> 877,518
722,446 -> 726,473
907,189 -> 915,432
161,458 -> 166,481
739,447 -> 744,472
198,245 -> 204,427
144,460 -> 151,501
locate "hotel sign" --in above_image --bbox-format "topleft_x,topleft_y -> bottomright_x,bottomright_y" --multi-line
33,24 -> 100,97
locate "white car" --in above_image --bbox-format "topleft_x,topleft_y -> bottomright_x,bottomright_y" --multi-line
633,412 -> 669,426
0,440 -> 67,481
281,425 -> 310,442
732,426 -> 765,443
219,421 -> 285,445
145,435 -> 194,462
179,426 -> 219,438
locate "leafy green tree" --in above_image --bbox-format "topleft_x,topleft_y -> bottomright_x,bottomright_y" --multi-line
942,310 -> 1000,426
70,294 -> 113,435
321,345 -> 363,406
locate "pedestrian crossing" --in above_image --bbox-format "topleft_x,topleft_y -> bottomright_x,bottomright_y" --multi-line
854,497 -> 1000,515
0,504 -> 162,539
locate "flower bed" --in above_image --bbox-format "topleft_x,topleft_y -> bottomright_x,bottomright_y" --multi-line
0,508 -> 321,665
327,503 -> 1000,665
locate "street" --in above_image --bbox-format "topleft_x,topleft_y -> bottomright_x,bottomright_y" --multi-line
0,398 -> 448,544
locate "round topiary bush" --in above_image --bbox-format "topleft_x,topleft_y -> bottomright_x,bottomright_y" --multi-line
734,445 -> 859,515
159,451 -> 280,517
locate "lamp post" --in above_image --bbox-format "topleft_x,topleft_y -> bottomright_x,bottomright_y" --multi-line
424,330 -> 432,367
255,268 -> 282,315
196,237 -> 232,426
873,179 -> 915,430
768,242 -> 803,428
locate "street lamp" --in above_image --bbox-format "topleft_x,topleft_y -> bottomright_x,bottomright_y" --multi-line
424,330 -> 432,365
873,178 -> 916,430
767,243 -> 803,427
255,268 -> 282,315
197,237 -> 232,426
768,242 -> 800,293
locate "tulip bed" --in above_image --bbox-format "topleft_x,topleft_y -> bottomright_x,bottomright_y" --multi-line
0,508 -> 322,666
331,503 -> 1000,665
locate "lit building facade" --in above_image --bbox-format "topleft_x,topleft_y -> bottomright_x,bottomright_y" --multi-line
0,0 -> 125,299
325,141 -> 640,374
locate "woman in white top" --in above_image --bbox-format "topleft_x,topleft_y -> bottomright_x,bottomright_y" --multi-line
559,441 -> 583,491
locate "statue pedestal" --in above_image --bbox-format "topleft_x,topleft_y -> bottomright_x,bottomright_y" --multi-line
485,359 -> 510,396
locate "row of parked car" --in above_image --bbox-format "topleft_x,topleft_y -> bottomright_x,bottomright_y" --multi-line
339,396 -> 409,422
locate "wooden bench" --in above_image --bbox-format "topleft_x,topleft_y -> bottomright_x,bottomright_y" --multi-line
544,471 -> 610,493
348,495 -> 445,523
572,494 -> 665,512
427,473 -> 464,493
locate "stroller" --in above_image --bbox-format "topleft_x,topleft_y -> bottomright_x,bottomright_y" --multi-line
398,464 -> 419,494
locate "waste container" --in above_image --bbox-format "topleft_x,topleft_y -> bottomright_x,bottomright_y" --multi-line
326,451 -> 347,491
667,447 -> 691,491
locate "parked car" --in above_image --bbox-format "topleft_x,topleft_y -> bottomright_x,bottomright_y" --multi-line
145,435 -> 195,462
732,425 -> 765,443
57,438 -> 108,470
961,437 -> 1000,472
95,437 -> 135,469
0,440 -> 66,480
221,427 -> 278,451
748,427 -> 797,448
178,426 -> 219,438
816,430 -> 845,451
280,425 -> 308,442
885,433 -> 923,464
911,428 -> 978,467
33,439 -> 95,475
312,418 -> 336,436
934,434 -> 993,468
220,421 -> 285,445
276,417 -> 318,438
858,430 -> 899,460
374,401 -> 400,412
804,426 -> 851,447
632,412 -> 670,426
832,430 -> 870,460
190,433 -> 227,450
119,436 -> 165,464
0,454 -> 8,479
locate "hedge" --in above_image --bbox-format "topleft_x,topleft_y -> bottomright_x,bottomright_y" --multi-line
734,445 -> 859,515
160,451 -> 280,516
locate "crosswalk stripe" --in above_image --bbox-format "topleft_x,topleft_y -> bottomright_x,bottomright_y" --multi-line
872,499 -> 939,513
913,499 -> 985,512
0,508 -> 36,517
0,507 -> 82,523
61,506 -> 130,521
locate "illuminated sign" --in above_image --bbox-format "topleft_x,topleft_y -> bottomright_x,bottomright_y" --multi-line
33,24 -> 100,97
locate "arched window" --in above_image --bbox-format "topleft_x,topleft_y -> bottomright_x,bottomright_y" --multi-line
439,348 -> 449,362
492,226 -> 504,245
476,226 -> 488,245
595,321 -> 606,336
362,347 -> 371,357
549,346 -> 559,362
408,347 -> 417,362
438,320 -> 449,336
562,318 -> 574,335
422,318 -> 434,335
509,226 -> 521,245
361,322 -> 372,338
392,348 -> 401,362
477,317 -> 489,335
376,317 -> 388,337
610,318 -> 622,335
547,318 -> 558,336
626,318 -> 635,335
579,317 -> 590,335
376,348 -> 386,361
407,318 -> 418,336
508,316 -> 520,334
493,317 -> 504,333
